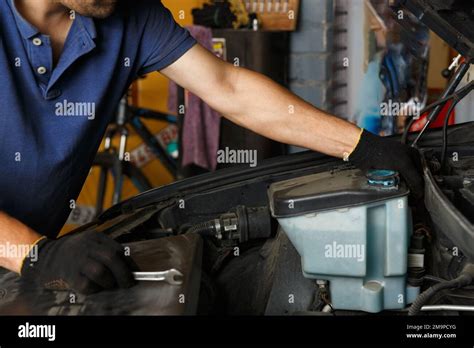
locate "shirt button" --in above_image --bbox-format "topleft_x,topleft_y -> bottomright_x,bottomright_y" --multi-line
37,66 -> 47,75
32,38 -> 42,46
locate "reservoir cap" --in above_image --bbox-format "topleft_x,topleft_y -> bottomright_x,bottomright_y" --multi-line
366,170 -> 400,189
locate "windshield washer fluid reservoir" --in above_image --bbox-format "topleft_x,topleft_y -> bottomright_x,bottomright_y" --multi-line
268,168 -> 419,313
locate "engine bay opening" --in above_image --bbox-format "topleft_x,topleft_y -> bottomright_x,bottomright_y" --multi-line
111,150 -> 474,316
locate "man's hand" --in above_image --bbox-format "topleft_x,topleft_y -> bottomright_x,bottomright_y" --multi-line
349,129 -> 424,199
21,230 -> 137,294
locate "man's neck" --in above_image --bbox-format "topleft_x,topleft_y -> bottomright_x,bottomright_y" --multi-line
14,0 -> 74,65
14,0 -> 70,35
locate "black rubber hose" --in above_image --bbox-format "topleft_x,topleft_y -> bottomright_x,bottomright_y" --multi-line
401,95 -> 454,145
408,272 -> 473,316
186,220 -> 217,237
440,99 -> 461,173
402,117 -> 416,144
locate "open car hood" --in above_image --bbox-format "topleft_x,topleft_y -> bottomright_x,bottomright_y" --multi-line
393,0 -> 474,59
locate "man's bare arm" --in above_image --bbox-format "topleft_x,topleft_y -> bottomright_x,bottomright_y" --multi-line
0,212 -> 42,273
161,44 -> 361,158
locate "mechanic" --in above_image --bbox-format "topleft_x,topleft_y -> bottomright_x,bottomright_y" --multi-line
0,0 -> 423,294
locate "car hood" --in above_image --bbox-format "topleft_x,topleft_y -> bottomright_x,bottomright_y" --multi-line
393,0 -> 474,59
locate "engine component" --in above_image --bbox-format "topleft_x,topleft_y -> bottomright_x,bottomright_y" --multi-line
421,305 -> 474,312
185,206 -> 273,244
407,231 -> 426,287
268,168 -> 419,313
408,264 -> 474,315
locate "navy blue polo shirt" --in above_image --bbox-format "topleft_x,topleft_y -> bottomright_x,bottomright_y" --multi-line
0,0 -> 196,237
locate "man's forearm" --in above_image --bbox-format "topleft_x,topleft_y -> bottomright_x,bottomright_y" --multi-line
207,65 -> 362,158
162,45 -> 361,159
0,212 -> 43,273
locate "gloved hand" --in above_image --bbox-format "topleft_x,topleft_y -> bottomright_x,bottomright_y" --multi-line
349,129 -> 424,199
21,230 -> 138,294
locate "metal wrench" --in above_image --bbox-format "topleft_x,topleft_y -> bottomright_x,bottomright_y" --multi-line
133,269 -> 183,285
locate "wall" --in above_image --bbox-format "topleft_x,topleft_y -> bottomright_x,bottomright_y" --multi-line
426,32 -> 450,90
289,0 -> 334,111
288,0 -> 335,153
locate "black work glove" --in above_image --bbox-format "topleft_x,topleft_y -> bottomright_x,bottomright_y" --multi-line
349,129 -> 424,199
21,230 -> 138,294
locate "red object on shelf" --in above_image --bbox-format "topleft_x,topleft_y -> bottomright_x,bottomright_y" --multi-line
410,99 -> 456,132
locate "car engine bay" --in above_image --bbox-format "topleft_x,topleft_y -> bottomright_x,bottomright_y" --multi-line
98,124 -> 474,316
0,125 -> 473,316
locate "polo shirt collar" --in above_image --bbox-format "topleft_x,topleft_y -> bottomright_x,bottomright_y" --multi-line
8,0 -> 39,39
76,15 -> 97,40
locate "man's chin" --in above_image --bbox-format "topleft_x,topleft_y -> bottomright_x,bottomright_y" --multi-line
81,6 -> 117,19
89,9 -> 116,19
62,0 -> 118,19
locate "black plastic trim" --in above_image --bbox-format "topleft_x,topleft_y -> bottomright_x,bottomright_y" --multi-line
394,0 -> 474,58
423,151 -> 474,260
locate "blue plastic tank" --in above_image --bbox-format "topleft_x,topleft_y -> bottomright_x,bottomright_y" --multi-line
269,169 -> 419,313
